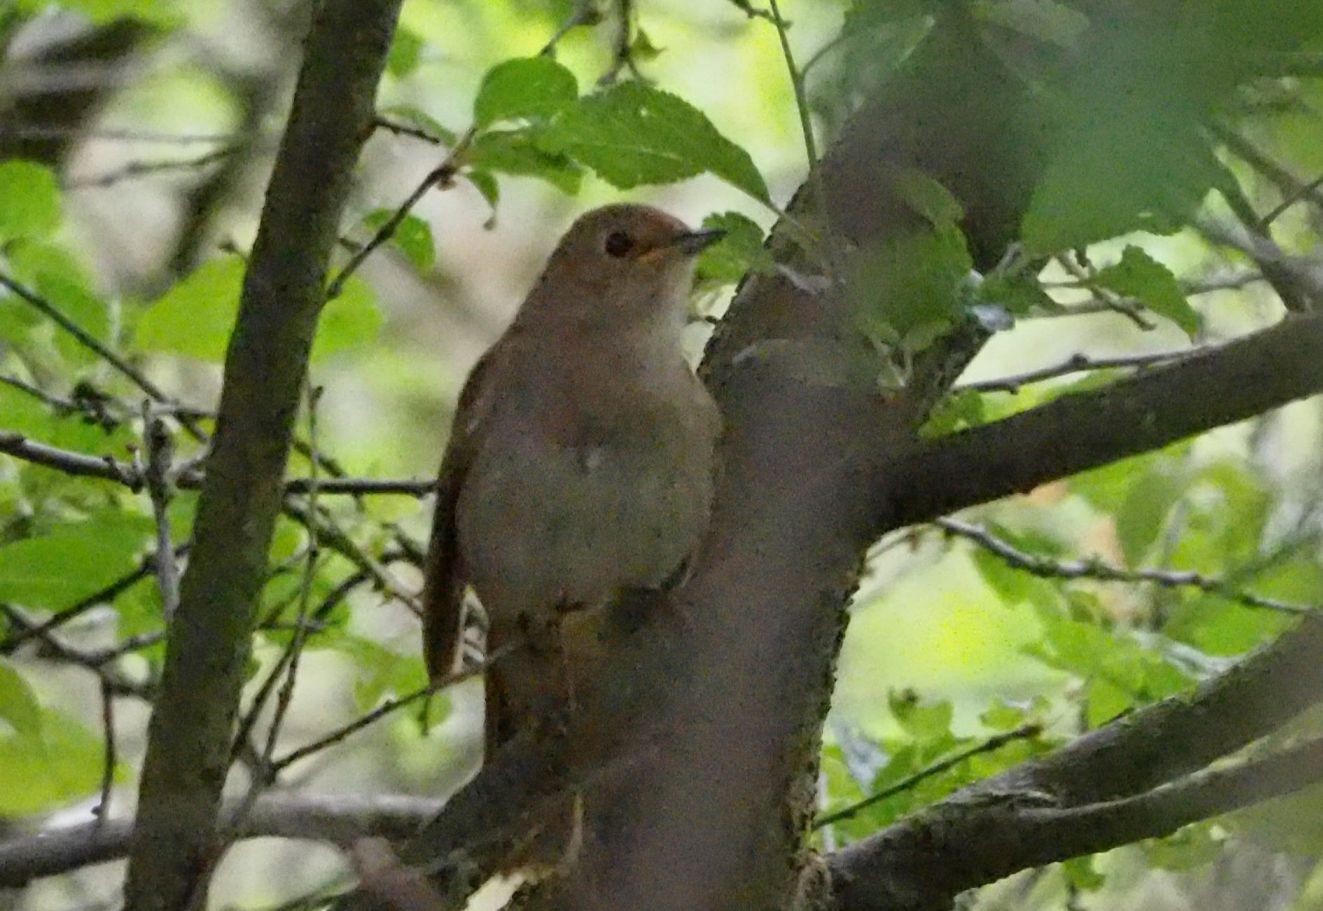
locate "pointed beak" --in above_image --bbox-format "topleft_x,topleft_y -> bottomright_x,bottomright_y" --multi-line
672,228 -> 726,256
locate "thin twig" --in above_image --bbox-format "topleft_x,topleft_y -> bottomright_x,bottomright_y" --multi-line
271,642 -> 521,773
64,147 -> 237,189
960,349 -> 1198,394
142,408 -> 181,619
1055,255 -> 1157,330
813,723 -> 1042,829
0,125 -> 238,144
939,518 -> 1318,616
326,127 -> 476,299
0,545 -> 186,654
92,680 -> 116,824
371,116 -> 447,146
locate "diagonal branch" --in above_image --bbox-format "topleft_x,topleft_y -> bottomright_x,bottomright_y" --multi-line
885,311 -> 1323,530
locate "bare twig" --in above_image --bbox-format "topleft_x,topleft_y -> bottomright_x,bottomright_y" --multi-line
326,127 -> 476,299
0,125 -> 238,144
142,409 -> 181,619
93,680 -> 116,824
65,146 -> 237,189
371,116 -> 446,146
271,641 -> 520,773
938,518 -> 1317,616
960,349 -> 1198,394
1055,255 -> 1157,330
814,723 -> 1042,829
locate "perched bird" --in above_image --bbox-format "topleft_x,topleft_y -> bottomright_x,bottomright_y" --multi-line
421,203 -> 724,767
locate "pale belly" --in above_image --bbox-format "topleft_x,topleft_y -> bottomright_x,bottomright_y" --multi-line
455,431 -> 716,614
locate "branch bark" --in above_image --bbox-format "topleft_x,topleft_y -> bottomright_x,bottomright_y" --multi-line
120,3 -> 402,910
827,615 -> 1323,911
885,311 -> 1323,529
0,794 -> 442,888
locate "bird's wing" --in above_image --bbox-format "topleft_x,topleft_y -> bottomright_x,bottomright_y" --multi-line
421,348 -> 498,681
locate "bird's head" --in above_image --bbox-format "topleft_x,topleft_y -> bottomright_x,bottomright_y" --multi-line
519,203 -> 725,334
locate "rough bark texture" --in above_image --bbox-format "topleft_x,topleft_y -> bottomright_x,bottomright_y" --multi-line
523,20 -> 1053,911
120,3 -> 401,910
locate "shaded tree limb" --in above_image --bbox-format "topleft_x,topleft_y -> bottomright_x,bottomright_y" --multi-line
0,793 -> 444,888
886,311 -> 1323,530
827,614 -> 1323,911
120,3 -> 403,910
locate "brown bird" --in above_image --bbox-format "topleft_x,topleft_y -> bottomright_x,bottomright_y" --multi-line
421,203 -> 723,771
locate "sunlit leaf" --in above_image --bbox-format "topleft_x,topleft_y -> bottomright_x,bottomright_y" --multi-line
474,57 -> 578,127
1094,247 -> 1199,337
0,161 -> 61,242
541,81 -> 769,202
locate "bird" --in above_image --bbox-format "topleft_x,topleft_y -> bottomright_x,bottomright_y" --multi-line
420,202 -> 724,783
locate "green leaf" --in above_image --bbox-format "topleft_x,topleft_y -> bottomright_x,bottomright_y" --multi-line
137,256 -> 245,362
1093,246 -> 1199,337
474,57 -> 579,127
1114,467 -> 1182,566
363,211 -> 435,272
314,275 -> 382,360
695,211 -> 772,285
0,516 -> 151,612
849,224 -> 973,338
541,81 -> 770,202
892,168 -> 964,228
920,388 -> 987,437
0,161 -> 61,242
0,709 -> 107,816
387,27 -> 425,78
18,0 -> 180,24
469,130 -> 583,194
0,662 -> 41,737
974,0 -> 1089,48
888,690 -> 953,743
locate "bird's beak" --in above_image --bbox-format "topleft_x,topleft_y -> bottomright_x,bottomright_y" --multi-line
672,229 -> 726,256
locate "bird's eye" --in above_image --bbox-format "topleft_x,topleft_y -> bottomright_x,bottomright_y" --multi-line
604,231 -> 634,258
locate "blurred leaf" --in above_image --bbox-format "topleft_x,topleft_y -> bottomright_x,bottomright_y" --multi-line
920,388 -> 987,437
0,661 -> 40,737
363,211 -> 435,272
387,27 -> 424,78
1061,855 -> 1105,891
893,168 -> 964,227
1114,467 -> 1182,566
888,690 -> 953,743
974,0 -> 1089,48
1143,823 -> 1223,870
474,57 -> 579,127
0,161 -> 61,242
316,276 -> 381,359
849,224 -> 972,338
18,0 -> 180,24
695,211 -> 771,285
466,170 -> 501,212
469,130 -> 583,194
977,273 -> 1060,316
0,515 -> 151,611
0,709 -> 105,817
136,256 -> 244,362
1094,246 -> 1199,337
542,81 -> 769,202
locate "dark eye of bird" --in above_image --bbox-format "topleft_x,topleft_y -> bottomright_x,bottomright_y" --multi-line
604,231 -> 634,258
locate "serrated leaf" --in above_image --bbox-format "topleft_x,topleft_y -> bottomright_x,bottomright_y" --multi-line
469,129 -> 582,194
541,81 -> 769,202
363,211 -> 435,272
695,211 -> 772,285
0,161 -> 61,242
1093,246 -> 1199,337
474,57 -> 578,127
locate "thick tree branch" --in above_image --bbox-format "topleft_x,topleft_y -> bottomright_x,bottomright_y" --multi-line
0,793 -> 443,888
121,4 -> 402,910
886,311 -> 1323,529
827,615 -> 1323,911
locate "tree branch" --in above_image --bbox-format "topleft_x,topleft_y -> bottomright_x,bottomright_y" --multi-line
121,3 -> 403,910
0,793 -> 443,888
827,614 -> 1323,911
886,311 -> 1323,529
